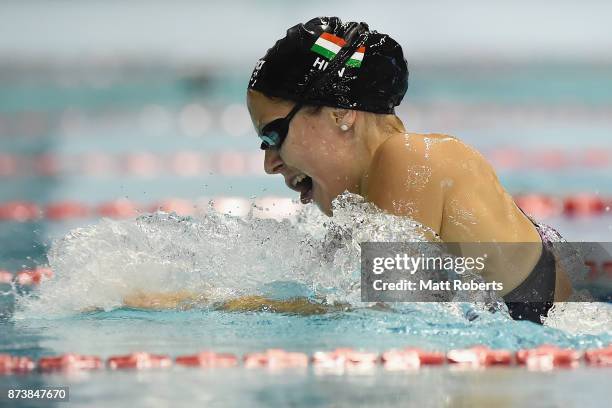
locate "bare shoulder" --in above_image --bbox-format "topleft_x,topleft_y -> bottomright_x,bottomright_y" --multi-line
368,132 -> 484,190
364,133 -> 459,234
364,132 -> 497,236
371,132 -> 477,169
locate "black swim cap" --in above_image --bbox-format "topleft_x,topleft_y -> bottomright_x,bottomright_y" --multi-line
248,17 -> 408,114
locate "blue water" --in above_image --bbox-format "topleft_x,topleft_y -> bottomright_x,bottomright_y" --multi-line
1,204 -> 611,406
3,307 -> 610,360
1,296 -> 611,406
1,63 -> 611,407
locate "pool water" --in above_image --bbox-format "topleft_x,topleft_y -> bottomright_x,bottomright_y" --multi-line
1,361 -> 609,407
2,201 -> 611,407
1,64 -> 612,406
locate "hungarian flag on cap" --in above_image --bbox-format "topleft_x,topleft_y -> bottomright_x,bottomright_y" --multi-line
310,32 -> 365,67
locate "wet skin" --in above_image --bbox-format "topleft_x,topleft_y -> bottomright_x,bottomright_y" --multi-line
246,90 -> 571,301
115,92 -> 572,313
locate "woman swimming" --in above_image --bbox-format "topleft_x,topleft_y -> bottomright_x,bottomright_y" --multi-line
124,16 -> 572,324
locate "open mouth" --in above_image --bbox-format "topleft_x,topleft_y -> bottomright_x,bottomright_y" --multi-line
289,174 -> 313,204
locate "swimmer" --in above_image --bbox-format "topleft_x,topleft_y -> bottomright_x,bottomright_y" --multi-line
124,17 -> 572,324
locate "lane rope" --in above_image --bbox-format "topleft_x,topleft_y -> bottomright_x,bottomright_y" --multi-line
0,194 -> 610,223
1,345 -> 610,374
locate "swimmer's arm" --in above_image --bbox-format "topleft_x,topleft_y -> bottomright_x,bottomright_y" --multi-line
78,292 -> 202,313
121,290 -> 207,310
119,292 -> 348,315
221,296 -> 348,314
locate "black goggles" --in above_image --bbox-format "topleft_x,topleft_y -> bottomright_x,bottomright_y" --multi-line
258,102 -> 304,150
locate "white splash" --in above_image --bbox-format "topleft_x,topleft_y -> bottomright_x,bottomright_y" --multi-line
543,298 -> 612,335
13,193 -> 436,317
12,192 -> 612,338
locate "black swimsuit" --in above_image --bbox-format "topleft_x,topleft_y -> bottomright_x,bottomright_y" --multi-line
502,209 -> 557,324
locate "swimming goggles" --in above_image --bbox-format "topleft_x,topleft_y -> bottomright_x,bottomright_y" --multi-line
258,101 -> 304,150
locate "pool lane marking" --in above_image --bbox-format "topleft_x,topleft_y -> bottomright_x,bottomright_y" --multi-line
1,346 -> 610,374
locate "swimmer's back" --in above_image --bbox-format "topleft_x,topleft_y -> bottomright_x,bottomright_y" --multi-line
365,133 -> 538,240
363,132 -> 543,294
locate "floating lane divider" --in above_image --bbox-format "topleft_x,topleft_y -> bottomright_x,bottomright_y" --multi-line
0,267 -> 53,286
1,148 -> 611,178
1,346 -> 610,375
0,197 -> 300,222
0,194 -> 610,223
176,352 -> 239,368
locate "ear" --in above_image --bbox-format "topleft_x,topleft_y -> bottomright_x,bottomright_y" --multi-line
330,108 -> 357,130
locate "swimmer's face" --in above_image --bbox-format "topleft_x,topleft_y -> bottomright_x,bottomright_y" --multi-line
247,90 -> 362,215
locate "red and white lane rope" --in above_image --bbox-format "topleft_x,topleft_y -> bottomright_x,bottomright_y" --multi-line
0,345 -> 610,374
0,267 -> 53,286
0,197 -> 300,222
0,148 -> 611,178
0,194 -> 610,223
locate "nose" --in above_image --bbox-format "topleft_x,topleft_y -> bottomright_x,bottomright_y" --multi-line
264,149 -> 284,174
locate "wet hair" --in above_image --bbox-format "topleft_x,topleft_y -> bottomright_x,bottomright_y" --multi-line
248,16 -> 409,115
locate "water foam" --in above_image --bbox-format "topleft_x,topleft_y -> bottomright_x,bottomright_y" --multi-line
12,193 -> 612,337
14,193 -> 436,317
